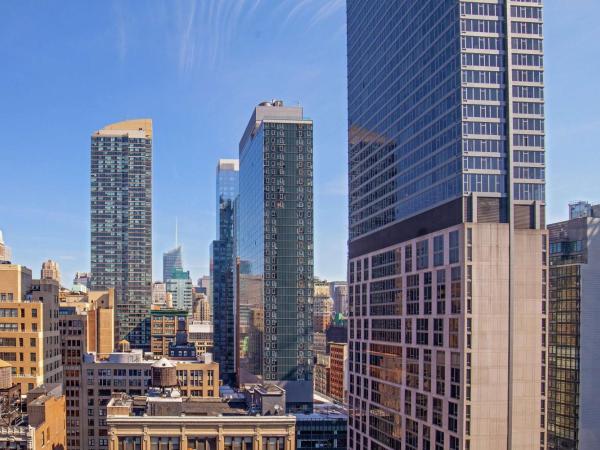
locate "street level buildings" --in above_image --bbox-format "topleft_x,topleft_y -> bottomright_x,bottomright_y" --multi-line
91,119 -> 153,348
547,203 -> 600,449
347,1 -> 547,448
237,100 -> 314,412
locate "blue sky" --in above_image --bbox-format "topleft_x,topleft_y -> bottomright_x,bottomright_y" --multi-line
0,0 -> 597,286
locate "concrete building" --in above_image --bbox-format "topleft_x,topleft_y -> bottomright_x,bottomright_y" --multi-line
59,288 -> 115,450
166,268 -> 193,312
0,264 -> 62,393
163,245 -> 183,282
0,230 -> 11,264
329,282 -> 348,316
328,343 -> 347,405
40,259 -> 61,284
91,119 -> 153,349
237,100 -> 314,412
81,349 -> 219,450
150,308 -> 188,356
346,1 -> 547,448
0,380 -> 66,450
548,203 -> 600,449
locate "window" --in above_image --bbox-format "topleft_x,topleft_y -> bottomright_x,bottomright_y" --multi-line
449,231 -> 459,263
433,236 -> 444,266
262,437 -> 285,450
224,437 -> 253,450
118,437 -> 142,450
416,240 -> 429,270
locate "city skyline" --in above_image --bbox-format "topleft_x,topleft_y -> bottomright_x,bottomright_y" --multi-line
0,1 -> 597,286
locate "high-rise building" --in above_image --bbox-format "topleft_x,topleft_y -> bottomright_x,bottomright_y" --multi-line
0,264 -> 63,393
211,159 -> 239,384
166,268 -> 193,311
41,259 -> 61,284
329,282 -> 348,316
237,100 -> 314,412
163,246 -> 183,282
0,230 -> 11,264
192,291 -> 211,322
346,2 -> 547,448
548,204 -> 600,449
73,271 -> 91,289
91,119 -> 153,348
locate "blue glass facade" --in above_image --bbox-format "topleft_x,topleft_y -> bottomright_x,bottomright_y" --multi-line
237,102 -> 314,412
348,0 -> 546,248
216,160 -> 239,239
162,246 -> 182,282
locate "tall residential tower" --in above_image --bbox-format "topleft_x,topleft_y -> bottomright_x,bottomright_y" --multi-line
347,1 -> 547,449
211,159 -> 239,384
91,119 -> 153,348
237,101 -> 314,412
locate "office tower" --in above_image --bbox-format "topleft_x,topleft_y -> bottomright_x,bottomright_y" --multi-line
163,245 -> 183,282
346,1 -> 547,449
0,231 -> 11,264
74,271 -> 92,289
329,282 -> 348,316
166,268 -> 193,311
41,259 -> 61,283
0,264 -> 62,393
91,119 -> 153,348
237,100 -> 314,412
59,288 -> 115,450
211,159 -> 238,384
152,281 -> 168,306
548,204 -> 600,449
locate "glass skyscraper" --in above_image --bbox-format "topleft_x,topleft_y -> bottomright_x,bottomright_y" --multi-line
91,119 -> 153,348
211,160 -> 239,385
347,2 -> 547,449
237,100 -> 314,412
163,245 -> 183,282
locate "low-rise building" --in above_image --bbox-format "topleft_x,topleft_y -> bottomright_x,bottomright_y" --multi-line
81,349 -> 219,450
295,403 -> 347,450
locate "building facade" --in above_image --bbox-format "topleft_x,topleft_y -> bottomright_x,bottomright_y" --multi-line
548,205 -> 600,449
166,268 -> 193,312
59,288 -> 115,450
41,259 -> 61,284
163,246 -> 183,282
150,309 -> 189,356
329,282 -> 348,316
91,119 -> 153,348
346,1 -> 547,448
237,100 -> 314,412
0,264 -> 62,394
328,343 -> 347,405
0,230 -> 11,264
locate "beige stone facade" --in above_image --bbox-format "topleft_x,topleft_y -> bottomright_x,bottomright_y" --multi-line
0,264 -> 62,394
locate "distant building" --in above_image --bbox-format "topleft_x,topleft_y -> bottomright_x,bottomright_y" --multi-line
0,264 -> 62,393
237,100 -> 314,412
188,321 -> 214,355
329,282 -> 348,316
73,271 -> 91,289
163,246 -> 183,282
312,332 -> 326,356
0,379 -> 66,450
328,343 -> 347,405
91,119 -> 153,348
166,268 -> 193,311
150,309 -> 188,356
59,289 -> 115,450
313,353 -> 330,397
40,259 -> 61,284
0,230 -> 11,264
151,281 -> 168,306
215,159 -> 239,238
548,204 -> 600,449
192,291 -> 211,322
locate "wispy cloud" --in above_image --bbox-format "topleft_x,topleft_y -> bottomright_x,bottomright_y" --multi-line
112,1 -> 127,61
